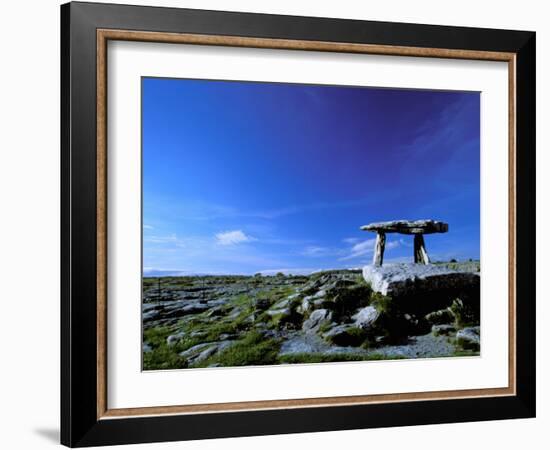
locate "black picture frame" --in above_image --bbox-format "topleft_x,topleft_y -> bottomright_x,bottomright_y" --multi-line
61,1 -> 536,447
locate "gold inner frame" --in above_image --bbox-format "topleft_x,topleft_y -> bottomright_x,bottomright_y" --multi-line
96,29 -> 517,420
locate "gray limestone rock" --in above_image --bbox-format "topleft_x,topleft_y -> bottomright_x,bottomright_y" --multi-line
265,307 -> 291,317
166,331 -> 186,346
456,326 -> 480,351
363,263 -> 480,297
322,324 -> 366,347
179,341 -> 234,366
179,343 -> 213,359
142,343 -> 152,353
352,306 -> 380,329
302,309 -> 333,332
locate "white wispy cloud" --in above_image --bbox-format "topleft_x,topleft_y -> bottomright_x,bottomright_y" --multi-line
144,234 -> 181,245
339,238 -> 400,261
342,237 -> 360,244
215,230 -> 256,246
143,224 -> 154,230
339,238 -> 376,260
301,246 -> 331,257
386,241 -> 401,250
175,194 -> 401,222
258,267 -> 321,276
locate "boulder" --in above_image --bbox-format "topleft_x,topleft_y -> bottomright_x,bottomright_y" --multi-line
253,298 -> 271,311
265,307 -> 291,317
218,333 -> 237,341
206,306 -> 225,317
179,341 -> 233,365
425,308 -> 455,325
190,330 -> 207,338
271,298 -> 291,310
227,307 -> 244,320
298,290 -> 326,314
456,326 -> 480,351
297,297 -> 312,315
352,306 -> 379,329
363,263 -> 480,297
179,343 -> 212,359
322,285 -> 372,321
188,345 -> 219,365
322,324 -> 366,347
362,263 -> 480,318
166,331 -> 186,346
142,309 -> 160,322
302,309 -> 333,332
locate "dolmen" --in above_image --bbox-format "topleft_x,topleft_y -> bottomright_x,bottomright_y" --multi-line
361,219 -> 448,266
360,220 -> 479,325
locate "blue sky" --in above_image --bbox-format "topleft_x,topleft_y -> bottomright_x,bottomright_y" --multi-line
142,78 -> 480,276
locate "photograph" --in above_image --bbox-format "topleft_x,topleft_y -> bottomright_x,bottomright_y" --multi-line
54,1 -> 536,446
141,78 -> 481,370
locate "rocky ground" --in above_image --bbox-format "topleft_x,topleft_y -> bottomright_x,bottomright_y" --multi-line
142,261 -> 480,370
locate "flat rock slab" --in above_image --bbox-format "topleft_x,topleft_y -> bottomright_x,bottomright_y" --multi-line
363,263 -> 479,297
361,219 -> 448,235
278,330 -> 456,359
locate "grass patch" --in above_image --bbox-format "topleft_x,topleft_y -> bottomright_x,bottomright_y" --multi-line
449,298 -> 478,328
452,349 -> 480,357
143,345 -> 188,370
369,292 -> 392,313
194,331 -> 281,368
318,321 -> 333,334
143,326 -> 173,348
278,353 -> 405,364
323,284 -> 373,321
143,325 -> 205,370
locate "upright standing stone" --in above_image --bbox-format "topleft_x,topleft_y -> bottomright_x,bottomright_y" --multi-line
373,232 -> 386,266
414,234 -> 430,264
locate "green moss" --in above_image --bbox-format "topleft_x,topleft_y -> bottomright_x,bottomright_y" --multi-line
323,284 -> 373,321
203,317 -> 251,341
370,292 -> 393,314
232,294 -> 254,308
449,298 -> 477,328
324,326 -> 367,347
318,321 -> 333,334
269,309 -> 303,330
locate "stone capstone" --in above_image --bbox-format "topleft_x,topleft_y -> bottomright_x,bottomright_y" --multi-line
360,219 -> 448,235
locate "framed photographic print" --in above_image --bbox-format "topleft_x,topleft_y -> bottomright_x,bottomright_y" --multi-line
60,1 -> 536,447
